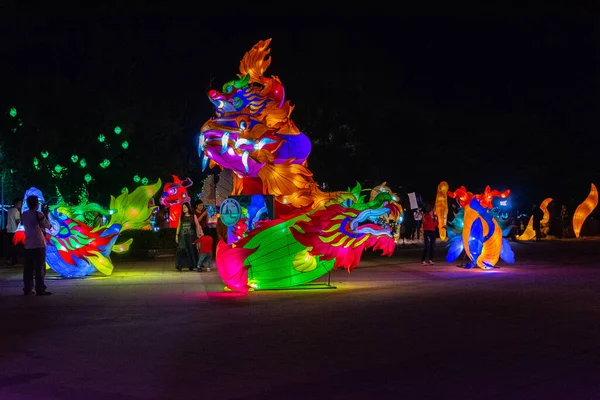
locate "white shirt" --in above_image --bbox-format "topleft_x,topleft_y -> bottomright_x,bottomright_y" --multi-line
6,207 -> 20,233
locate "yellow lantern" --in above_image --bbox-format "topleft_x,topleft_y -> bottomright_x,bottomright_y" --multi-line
573,183 -> 598,238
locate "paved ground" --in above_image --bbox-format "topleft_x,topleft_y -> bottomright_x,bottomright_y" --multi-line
1,239 -> 600,399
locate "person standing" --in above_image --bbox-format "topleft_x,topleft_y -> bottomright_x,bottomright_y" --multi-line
5,198 -> 22,266
413,208 -> 423,240
532,204 -> 543,241
560,204 -> 569,238
175,203 -> 202,271
195,234 -> 213,272
21,196 -> 51,295
421,204 -> 438,265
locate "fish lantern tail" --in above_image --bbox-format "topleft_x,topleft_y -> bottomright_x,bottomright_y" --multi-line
106,180 -> 162,232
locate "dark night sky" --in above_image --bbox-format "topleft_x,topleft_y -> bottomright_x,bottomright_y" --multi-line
1,11 -> 598,210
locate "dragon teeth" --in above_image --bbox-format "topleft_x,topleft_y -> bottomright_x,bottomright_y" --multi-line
242,151 -> 249,173
221,132 -> 230,154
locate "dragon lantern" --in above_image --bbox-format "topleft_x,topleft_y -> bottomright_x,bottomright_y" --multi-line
199,39 -> 402,292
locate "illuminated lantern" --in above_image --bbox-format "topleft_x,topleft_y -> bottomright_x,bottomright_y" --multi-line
79,158 -> 87,168
54,164 -> 63,173
159,175 -> 193,228
114,126 -> 121,135
446,185 -> 514,269
33,157 -> 40,170
98,134 -> 106,143
71,155 -> 79,163
99,159 -> 110,168
41,151 -> 49,159
9,107 -> 17,117
199,39 -> 400,292
121,141 -> 129,149
84,174 -> 92,183
435,181 -> 449,240
13,181 -> 162,278
573,183 -> 598,238
141,177 -> 149,185
133,175 -> 141,183
517,198 -> 552,241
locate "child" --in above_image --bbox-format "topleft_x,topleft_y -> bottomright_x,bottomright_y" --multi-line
194,234 -> 213,272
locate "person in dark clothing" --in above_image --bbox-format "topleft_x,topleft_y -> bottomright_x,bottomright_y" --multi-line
560,204 -> 569,238
421,204 -> 439,265
175,203 -> 202,271
532,204 -> 543,241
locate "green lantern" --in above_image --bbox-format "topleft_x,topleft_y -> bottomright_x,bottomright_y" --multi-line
71,154 -> 79,163
84,174 -> 92,183
54,164 -> 63,173
41,151 -> 49,159
133,175 -> 141,183
33,157 -> 40,170
121,140 -> 129,149
141,177 -> 149,185
114,126 -> 122,135
9,107 -> 17,118
100,159 -> 110,168
121,187 -> 127,193
79,158 -> 87,168
98,134 -> 106,143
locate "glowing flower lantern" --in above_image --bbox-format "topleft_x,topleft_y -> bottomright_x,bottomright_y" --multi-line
114,126 -> 122,135
84,174 -> 92,183
71,155 -> 79,163
573,183 -> 598,238
9,107 -> 17,117
133,175 -> 141,183
79,158 -> 87,168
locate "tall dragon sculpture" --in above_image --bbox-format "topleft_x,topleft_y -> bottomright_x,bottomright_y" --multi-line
199,39 -> 402,292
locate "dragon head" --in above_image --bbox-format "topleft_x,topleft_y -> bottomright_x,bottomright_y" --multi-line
199,39 -> 307,179
291,183 -> 402,270
160,175 -> 193,208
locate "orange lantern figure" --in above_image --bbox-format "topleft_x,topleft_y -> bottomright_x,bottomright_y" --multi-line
573,183 -> 598,238
435,181 -> 449,240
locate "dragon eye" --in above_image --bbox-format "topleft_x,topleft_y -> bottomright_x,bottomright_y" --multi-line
342,199 -> 354,207
225,85 -> 233,94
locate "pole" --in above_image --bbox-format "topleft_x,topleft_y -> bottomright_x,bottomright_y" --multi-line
1,172 -> 5,230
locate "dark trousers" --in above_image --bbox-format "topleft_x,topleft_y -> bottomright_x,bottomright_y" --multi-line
4,232 -> 20,264
421,231 -> 437,261
24,247 -> 47,293
207,226 -> 218,257
415,221 -> 422,240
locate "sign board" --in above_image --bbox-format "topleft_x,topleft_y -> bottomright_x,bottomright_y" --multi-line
408,192 -> 419,210
220,198 -> 242,227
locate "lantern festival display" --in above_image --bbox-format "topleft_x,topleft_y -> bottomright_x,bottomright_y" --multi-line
445,186 -> 515,269
15,181 -> 161,277
198,39 -> 402,292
